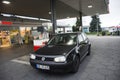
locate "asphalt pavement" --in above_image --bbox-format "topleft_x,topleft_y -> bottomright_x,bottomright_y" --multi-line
0,36 -> 120,80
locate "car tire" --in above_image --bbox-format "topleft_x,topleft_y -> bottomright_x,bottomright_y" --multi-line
71,55 -> 80,73
87,45 -> 91,56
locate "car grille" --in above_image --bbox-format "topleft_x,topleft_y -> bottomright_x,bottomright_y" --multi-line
36,56 -> 54,61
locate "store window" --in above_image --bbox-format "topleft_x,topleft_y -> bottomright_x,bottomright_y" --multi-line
0,31 -> 11,47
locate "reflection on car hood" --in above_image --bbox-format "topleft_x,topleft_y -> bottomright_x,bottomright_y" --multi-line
35,45 -> 76,55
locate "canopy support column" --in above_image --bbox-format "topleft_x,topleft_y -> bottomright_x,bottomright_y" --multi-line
79,0 -> 83,32
50,0 -> 57,34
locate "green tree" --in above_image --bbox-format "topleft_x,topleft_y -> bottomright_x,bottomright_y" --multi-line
90,15 -> 101,32
72,18 -> 81,32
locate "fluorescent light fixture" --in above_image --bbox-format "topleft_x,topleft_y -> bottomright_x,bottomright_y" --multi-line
48,12 -> 51,14
2,0 -> 11,4
88,5 -> 93,8
15,15 -> 39,20
1,13 -> 13,17
96,13 -> 99,15
40,18 -> 50,21
67,17 -> 70,19
1,13 -> 50,21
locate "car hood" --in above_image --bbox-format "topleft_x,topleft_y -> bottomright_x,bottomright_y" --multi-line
35,45 -> 76,55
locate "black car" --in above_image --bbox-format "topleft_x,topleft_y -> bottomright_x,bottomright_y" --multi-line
30,32 -> 91,73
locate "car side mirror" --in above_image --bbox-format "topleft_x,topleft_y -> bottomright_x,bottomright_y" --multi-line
79,41 -> 86,45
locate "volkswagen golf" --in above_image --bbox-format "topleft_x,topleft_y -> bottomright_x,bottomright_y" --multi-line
30,32 -> 91,73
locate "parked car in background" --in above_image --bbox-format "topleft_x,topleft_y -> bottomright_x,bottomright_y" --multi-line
30,32 -> 91,73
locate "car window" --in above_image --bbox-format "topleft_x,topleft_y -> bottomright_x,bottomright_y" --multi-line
78,34 -> 84,43
48,34 -> 77,45
82,33 -> 87,40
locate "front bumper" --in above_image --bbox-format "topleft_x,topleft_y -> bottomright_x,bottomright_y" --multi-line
30,59 -> 74,72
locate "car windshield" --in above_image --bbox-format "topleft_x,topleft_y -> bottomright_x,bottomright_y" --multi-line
48,34 -> 77,46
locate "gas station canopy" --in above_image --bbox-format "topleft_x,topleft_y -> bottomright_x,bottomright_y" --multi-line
0,0 -> 109,19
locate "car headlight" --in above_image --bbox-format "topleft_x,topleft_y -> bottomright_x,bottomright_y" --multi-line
54,56 -> 66,62
30,54 -> 36,59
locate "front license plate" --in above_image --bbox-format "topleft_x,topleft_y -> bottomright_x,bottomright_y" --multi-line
36,64 -> 50,70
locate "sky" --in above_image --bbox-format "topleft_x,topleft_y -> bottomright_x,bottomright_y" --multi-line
57,0 -> 120,28
100,0 -> 120,27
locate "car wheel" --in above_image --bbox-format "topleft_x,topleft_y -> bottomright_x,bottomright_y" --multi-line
87,45 -> 91,56
71,56 -> 80,73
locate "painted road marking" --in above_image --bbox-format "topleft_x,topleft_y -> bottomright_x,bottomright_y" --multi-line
11,59 -> 30,65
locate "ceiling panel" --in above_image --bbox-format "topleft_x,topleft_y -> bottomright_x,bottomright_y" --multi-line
59,0 -> 109,16
0,0 -> 109,19
0,0 -> 51,19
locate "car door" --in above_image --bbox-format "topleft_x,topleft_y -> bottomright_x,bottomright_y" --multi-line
77,34 -> 86,59
81,33 -> 89,54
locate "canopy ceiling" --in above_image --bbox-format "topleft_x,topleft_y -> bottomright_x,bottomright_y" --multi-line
0,0 -> 109,19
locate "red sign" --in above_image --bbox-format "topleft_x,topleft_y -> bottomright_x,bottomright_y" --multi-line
0,21 -> 12,25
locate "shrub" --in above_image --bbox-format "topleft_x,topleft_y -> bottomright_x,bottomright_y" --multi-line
102,31 -> 106,36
